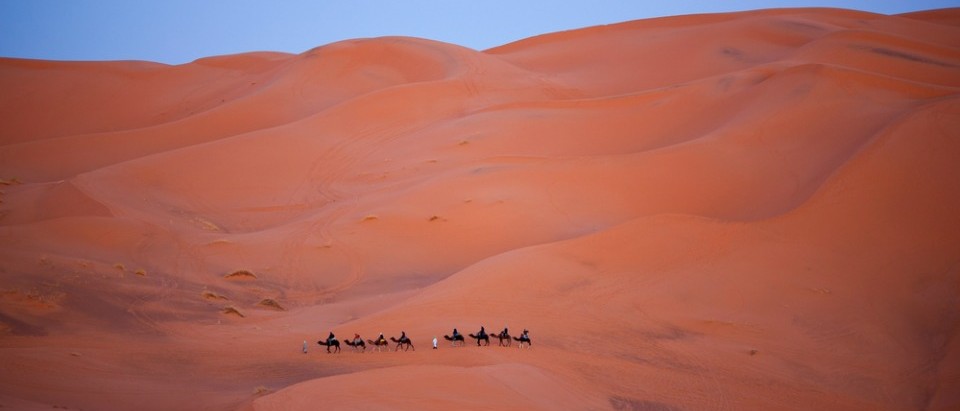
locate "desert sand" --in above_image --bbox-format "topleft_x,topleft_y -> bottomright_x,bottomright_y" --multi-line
1,7 -> 959,411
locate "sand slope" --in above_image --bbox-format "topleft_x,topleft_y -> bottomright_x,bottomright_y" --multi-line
1,7 -> 959,411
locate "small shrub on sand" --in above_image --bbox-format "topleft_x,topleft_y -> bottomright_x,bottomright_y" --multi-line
257,298 -> 285,311
202,291 -> 228,301
221,306 -> 245,318
114,263 -> 125,271
253,385 -> 269,395
134,269 -> 147,276
224,270 -> 257,280
361,214 -> 379,222
192,216 -> 221,232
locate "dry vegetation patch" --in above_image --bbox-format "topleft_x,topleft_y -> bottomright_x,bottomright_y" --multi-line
221,306 -> 245,317
224,270 -> 257,280
257,298 -> 285,311
202,291 -> 229,301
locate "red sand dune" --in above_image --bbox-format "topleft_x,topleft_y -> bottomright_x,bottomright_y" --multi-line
1,7 -> 959,411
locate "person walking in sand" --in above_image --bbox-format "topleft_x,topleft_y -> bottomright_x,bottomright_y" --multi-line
433,336 -> 438,349
302,340 -> 308,353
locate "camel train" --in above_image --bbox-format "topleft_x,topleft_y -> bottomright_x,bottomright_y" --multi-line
315,327 -> 530,353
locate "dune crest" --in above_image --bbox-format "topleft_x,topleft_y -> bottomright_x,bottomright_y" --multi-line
1,7 -> 959,411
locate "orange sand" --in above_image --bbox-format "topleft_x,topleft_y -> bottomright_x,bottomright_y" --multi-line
1,7 -> 959,411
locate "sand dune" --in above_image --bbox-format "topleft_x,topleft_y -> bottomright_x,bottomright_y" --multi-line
1,7 -> 959,411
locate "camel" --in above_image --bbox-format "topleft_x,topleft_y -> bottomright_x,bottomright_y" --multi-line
493,330 -> 512,347
469,332 -> 490,346
344,338 -> 366,352
443,334 -> 465,347
316,338 -> 341,353
513,330 -> 531,348
390,336 -> 415,351
366,338 -> 389,352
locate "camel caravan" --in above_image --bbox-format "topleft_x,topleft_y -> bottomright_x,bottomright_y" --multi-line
312,326 -> 531,353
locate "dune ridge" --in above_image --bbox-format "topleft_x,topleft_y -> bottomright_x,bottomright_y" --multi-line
1,7 -> 959,411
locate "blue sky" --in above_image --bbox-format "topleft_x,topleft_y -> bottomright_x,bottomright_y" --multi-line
0,0 -> 955,65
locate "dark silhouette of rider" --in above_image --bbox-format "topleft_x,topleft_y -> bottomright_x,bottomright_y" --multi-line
326,332 -> 336,345
400,331 -> 407,341
452,328 -> 460,339
501,327 -> 509,338
377,332 -> 386,344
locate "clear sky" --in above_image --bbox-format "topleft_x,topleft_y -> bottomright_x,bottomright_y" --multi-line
0,0 -> 955,65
